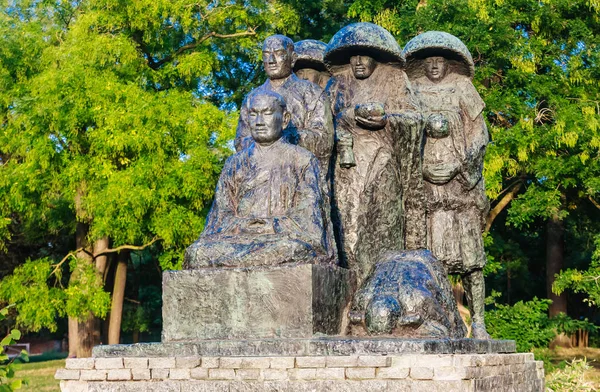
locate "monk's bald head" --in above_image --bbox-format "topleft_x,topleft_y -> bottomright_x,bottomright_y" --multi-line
262,35 -> 296,80
247,90 -> 290,146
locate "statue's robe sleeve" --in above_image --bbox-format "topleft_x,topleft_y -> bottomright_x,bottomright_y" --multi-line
201,155 -> 241,236
458,80 -> 489,190
297,85 -> 335,165
235,96 -> 253,151
388,71 -> 426,250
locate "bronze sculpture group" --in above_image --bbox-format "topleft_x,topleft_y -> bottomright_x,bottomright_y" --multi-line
184,23 -> 491,340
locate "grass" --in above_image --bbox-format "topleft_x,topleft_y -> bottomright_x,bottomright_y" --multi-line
549,347 -> 600,387
13,357 -> 65,392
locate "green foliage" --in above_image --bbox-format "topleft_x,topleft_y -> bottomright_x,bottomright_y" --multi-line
546,358 -> 595,392
0,0 -> 304,333
554,235 -> 600,307
0,306 -> 28,391
485,297 -> 556,352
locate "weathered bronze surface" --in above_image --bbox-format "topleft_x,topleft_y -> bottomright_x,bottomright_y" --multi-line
293,39 -> 331,89
235,35 -> 334,179
324,23 -> 426,287
404,31 -> 490,339
349,250 -> 466,338
184,91 -> 334,268
162,264 -> 350,341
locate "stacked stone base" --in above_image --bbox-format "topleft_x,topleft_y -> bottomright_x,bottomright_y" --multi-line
57,352 -> 544,391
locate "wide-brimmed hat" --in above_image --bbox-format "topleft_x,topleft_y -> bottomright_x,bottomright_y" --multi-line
403,31 -> 475,78
294,40 -> 328,72
324,23 -> 404,69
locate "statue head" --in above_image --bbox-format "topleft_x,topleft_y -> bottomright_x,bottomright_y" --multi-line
424,56 -> 448,82
247,91 -> 291,146
350,55 -> 377,79
293,39 -> 330,88
262,35 -> 296,80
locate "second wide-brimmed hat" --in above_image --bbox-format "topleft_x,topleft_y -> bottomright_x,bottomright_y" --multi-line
324,23 -> 405,70
402,31 -> 475,78
294,40 -> 328,72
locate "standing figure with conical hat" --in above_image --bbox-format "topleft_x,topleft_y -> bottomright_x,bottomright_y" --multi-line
403,31 -> 491,339
293,40 -> 331,90
325,23 -> 426,287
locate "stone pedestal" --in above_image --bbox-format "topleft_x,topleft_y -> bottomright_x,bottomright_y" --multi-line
57,346 -> 545,392
162,264 -> 352,342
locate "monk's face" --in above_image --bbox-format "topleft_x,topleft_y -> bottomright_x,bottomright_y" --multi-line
296,67 -> 330,89
262,36 -> 295,80
425,56 -> 448,82
350,55 -> 377,79
248,95 -> 290,146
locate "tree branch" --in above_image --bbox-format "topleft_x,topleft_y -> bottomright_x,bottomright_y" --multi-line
485,181 -> 523,232
93,237 -> 161,258
51,237 -> 161,277
148,28 -> 256,70
589,196 -> 600,211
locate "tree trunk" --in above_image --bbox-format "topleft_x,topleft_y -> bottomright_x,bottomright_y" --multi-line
547,214 -> 567,317
68,220 -> 91,357
108,251 -> 128,345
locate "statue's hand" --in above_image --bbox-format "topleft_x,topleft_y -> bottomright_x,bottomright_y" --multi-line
355,102 -> 386,130
426,113 -> 450,138
423,161 -> 460,184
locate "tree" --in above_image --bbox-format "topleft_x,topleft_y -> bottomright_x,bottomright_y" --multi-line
0,0 -> 302,356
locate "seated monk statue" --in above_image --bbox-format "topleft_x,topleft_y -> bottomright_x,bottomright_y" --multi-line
184,90 -> 333,269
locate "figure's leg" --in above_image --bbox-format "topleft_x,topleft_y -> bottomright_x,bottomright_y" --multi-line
462,269 -> 490,339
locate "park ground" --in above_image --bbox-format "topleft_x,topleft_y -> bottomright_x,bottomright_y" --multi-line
11,348 -> 600,391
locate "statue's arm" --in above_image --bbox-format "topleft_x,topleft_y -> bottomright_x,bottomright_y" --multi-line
298,89 -> 335,161
202,159 -> 238,236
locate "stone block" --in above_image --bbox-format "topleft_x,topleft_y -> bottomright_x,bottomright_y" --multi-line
131,368 -> 151,380
357,355 -> 390,367
390,355 -> 416,368
107,369 -> 131,381
270,357 -> 295,369
289,368 -> 317,380
124,358 -> 148,369
209,368 -> 236,380
326,356 -> 358,367
241,357 -> 271,369
345,367 -> 375,379
315,367 -> 345,380
162,264 -> 351,341
94,358 -> 123,370
55,369 -> 80,380
149,357 -> 175,369
60,381 -> 89,392
220,357 -> 243,368
201,357 -> 220,368
235,369 -> 261,380
176,357 -> 200,368
414,355 -> 453,367
410,367 -> 434,380
151,368 -> 169,380
191,367 -> 209,380
65,358 -> 94,370
169,368 -> 191,380
433,366 -> 467,380
376,366 -> 409,379
80,370 -> 107,381
87,381 -> 181,392
296,356 -> 326,368
262,369 -> 288,380
410,380 -> 474,392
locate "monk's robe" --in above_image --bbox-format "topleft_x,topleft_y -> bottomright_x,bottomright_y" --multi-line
184,139 -> 332,268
